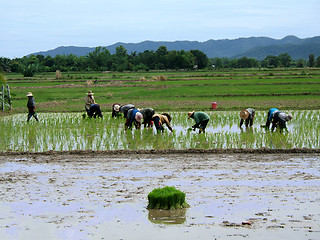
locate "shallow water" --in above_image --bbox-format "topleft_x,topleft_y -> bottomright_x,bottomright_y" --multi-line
0,153 -> 319,240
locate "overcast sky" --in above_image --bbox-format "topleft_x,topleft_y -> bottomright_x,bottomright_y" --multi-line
1,0 -> 319,59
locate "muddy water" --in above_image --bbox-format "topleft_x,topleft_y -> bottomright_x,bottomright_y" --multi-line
0,153 -> 320,240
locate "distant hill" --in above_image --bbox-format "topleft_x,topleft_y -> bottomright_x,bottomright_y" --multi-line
30,36 -> 320,60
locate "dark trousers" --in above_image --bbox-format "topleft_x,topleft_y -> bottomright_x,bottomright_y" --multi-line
153,116 -> 164,131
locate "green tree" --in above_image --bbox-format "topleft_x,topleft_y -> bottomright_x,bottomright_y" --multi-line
278,53 -> 292,67
308,54 -> 315,67
316,56 -> 320,67
190,50 -> 208,69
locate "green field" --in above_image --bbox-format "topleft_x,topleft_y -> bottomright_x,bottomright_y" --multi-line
2,68 -> 320,114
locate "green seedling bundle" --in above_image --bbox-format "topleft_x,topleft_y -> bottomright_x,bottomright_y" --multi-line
147,186 -> 189,210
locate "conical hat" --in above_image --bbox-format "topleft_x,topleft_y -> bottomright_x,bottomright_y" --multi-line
240,109 -> 249,120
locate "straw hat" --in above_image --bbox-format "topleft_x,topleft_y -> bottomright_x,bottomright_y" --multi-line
26,92 -> 33,97
135,112 -> 143,122
188,111 -> 194,119
287,114 -> 293,121
240,109 -> 249,120
87,90 -> 94,95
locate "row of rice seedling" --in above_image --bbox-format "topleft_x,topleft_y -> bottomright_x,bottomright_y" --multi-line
0,110 -> 318,152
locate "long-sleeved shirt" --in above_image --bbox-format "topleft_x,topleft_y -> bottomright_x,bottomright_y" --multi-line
126,108 -> 142,129
191,112 -> 210,128
120,104 -> 135,118
85,95 -> 95,110
27,97 -> 36,112
271,111 -> 290,132
265,108 -> 279,128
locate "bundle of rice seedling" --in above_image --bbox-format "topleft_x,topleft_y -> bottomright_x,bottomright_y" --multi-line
147,186 -> 189,210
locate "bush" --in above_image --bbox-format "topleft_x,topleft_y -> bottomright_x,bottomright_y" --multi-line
147,186 -> 189,210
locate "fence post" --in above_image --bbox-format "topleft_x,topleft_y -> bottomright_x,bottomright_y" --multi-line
6,84 -> 12,110
1,85 -> 4,111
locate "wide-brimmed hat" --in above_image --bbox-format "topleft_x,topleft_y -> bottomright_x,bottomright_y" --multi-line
26,92 -> 33,97
135,112 -> 143,122
187,111 -> 194,119
87,90 -> 94,95
240,109 -> 249,120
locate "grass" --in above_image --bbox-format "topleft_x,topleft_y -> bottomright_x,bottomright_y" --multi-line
2,68 -> 320,114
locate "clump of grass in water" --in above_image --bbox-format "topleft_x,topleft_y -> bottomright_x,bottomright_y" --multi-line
147,186 -> 189,210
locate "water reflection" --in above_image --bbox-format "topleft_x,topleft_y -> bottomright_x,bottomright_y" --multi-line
148,208 -> 187,225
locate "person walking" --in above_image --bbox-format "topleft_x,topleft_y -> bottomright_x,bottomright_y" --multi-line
152,113 -> 173,132
26,92 -> 39,122
188,111 -> 210,133
239,108 -> 255,128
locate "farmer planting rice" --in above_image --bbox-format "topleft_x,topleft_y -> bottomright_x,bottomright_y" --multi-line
188,111 -> 210,133
85,90 -> 96,115
261,108 -> 279,129
152,113 -> 173,132
112,103 -> 121,118
26,92 -> 39,122
140,108 -> 155,128
239,108 -> 255,128
271,111 -> 293,132
125,108 -> 143,130
87,104 -> 103,118
120,104 -> 135,119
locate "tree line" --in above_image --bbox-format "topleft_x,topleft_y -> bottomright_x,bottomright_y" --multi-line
1,46 -> 320,77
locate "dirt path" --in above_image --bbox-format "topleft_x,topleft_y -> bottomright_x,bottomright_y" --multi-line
0,153 -> 319,240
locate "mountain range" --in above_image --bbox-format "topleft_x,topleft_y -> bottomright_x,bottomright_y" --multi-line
31,35 -> 320,60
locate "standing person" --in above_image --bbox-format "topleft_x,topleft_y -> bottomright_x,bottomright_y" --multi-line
126,108 -> 143,130
85,90 -> 96,115
261,108 -> 279,129
271,111 -> 293,132
87,104 -> 103,118
188,111 -> 210,133
140,108 -> 155,128
239,108 -> 255,128
112,103 -> 122,118
120,104 -> 135,119
26,92 -> 39,122
152,113 -> 173,132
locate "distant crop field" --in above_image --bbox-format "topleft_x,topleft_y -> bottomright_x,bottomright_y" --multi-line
3,68 -> 320,114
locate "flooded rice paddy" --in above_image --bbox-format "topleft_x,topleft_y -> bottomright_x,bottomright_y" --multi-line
0,110 -> 319,152
0,153 -> 319,240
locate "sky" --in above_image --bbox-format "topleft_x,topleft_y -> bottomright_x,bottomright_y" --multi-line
1,0 -> 319,59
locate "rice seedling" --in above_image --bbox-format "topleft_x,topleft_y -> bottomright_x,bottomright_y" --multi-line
0,110 -> 318,152
147,186 -> 189,210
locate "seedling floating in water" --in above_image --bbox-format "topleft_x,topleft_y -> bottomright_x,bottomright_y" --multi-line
147,186 -> 189,210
